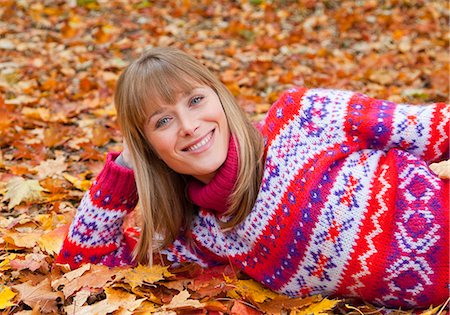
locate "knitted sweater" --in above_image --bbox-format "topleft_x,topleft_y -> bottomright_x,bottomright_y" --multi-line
56,88 -> 449,308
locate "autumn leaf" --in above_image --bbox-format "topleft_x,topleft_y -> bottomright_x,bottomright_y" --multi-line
3,177 -> 44,209
226,277 -> 278,303
0,286 -> 16,309
12,278 -> 63,313
52,264 -> 116,298
62,173 -> 91,191
162,290 -> 204,310
37,224 -> 69,255
3,231 -> 42,248
119,264 -> 173,289
32,156 -> 67,180
9,253 -> 49,272
294,297 -> 340,315
0,253 -> 17,271
231,300 -> 262,315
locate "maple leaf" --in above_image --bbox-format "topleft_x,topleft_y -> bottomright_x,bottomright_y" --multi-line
231,300 -> 262,315
3,177 -> 44,209
9,253 -> 49,272
0,253 -> 17,271
37,224 -> 69,255
294,297 -> 340,315
119,264 -> 173,289
162,290 -> 203,310
12,278 -> 63,313
51,264 -> 116,298
226,277 -> 278,303
32,156 -> 67,180
3,231 -> 42,248
0,286 -> 16,309
62,173 -> 91,191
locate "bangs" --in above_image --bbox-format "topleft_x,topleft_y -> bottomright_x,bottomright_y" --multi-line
138,60 -> 207,118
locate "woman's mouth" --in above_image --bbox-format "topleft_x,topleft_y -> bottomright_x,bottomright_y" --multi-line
183,130 -> 214,152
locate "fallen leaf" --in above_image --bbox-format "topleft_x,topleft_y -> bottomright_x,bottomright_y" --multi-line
62,173 -> 91,191
119,264 -> 173,289
4,177 -> 44,209
0,286 -> 16,309
294,297 -> 340,315
231,300 -> 262,315
226,278 -> 278,303
37,224 -> 69,255
32,156 -> 67,180
162,290 -> 203,310
3,231 -> 42,248
0,253 -> 17,271
64,299 -> 118,315
56,264 -> 116,297
12,278 -> 63,313
10,253 -> 49,272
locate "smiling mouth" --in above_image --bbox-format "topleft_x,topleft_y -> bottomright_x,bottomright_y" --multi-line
183,130 -> 214,152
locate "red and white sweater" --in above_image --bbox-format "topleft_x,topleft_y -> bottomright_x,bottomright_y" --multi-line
57,88 -> 449,308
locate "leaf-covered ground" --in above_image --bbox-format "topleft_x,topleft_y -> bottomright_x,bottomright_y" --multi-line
0,0 -> 449,314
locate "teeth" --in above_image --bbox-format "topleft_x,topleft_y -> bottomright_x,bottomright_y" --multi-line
187,132 -> 213,151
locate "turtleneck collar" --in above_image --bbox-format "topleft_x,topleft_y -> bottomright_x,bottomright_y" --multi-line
187,135 -> 239,213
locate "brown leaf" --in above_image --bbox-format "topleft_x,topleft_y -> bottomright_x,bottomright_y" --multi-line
12,278 -> 63,313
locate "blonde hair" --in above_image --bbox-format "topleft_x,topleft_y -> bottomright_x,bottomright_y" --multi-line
114,47 -> 264,264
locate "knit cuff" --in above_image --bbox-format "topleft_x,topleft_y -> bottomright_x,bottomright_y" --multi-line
89,152 -> 138,213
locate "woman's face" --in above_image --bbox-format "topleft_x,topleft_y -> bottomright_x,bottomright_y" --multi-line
144,85 -> 230,184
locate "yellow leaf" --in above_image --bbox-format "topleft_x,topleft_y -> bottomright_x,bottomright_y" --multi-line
22,107 -> 51,122
35,213 -> 67,230
3,232 -> 42,248
163,290 -> 203,310
229,279 -> 279,303
120,264 -> 173,289
420,299 -> 449,315
0,286 -> 16,309
4,177 -> 44,209
0,254 -> 17,271
63,173 -> 91,191
37,224 -> 69,255
104,287 -> 145,313
294,297 -> 340,315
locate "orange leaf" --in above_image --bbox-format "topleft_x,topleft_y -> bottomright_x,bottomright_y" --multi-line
231,301 -> 262,315
12,278 -> 63,313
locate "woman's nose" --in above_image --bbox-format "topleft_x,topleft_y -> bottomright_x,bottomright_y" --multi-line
179,115 -> 199,136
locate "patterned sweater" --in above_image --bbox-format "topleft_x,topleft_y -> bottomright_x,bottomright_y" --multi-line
56,88 -> 449,308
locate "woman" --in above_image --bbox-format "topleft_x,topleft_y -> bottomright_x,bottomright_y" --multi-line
57,47 -> 449,308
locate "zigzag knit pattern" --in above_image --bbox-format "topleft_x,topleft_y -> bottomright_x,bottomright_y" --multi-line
55,152 -> 139,269
162,88 -> 449,308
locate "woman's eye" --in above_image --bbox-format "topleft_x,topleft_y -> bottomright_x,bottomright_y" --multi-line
156,117 -> 171,128
190,96 -> 204,106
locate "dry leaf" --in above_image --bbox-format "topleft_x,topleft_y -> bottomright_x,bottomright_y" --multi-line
12,278 -> 63,313
3,231 -> 42,248
294,297 -> 340,315
62,173 -> 91,191
37,224 -> 69,255
32,156 -> 67,180
10,253 -> 48,272
119,264 -> 173,289
0,286 -> 16,309
162,290 -> 203,310
226,278 -> 278,303
4,177 -> 44,209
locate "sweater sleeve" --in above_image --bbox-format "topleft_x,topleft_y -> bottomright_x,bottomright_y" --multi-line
55,152 -> 139,269
345,92 -> 449,162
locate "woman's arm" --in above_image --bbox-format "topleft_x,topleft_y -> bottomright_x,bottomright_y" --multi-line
55,152 -> 139,269
345,93 -> 449,162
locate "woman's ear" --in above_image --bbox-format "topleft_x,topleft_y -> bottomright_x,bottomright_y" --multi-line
429,160 -> 450,179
